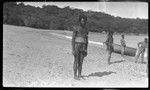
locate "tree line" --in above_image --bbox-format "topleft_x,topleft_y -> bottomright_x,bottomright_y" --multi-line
3,2 -> 148,34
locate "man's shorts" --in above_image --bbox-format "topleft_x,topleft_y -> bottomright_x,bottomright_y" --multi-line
74,43 -> 87,57
106,45 -> 114,54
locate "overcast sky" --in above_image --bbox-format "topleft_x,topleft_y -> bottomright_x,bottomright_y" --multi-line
22,2 -> 148,19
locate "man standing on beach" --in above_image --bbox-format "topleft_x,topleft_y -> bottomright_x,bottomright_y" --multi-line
135,38 -> 148,63
105,31 -> 114,65
120,34 -> 126,60
72,14 -> 88,80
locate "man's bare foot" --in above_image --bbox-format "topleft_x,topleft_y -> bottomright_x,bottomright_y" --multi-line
80,76 -> 86,80
76,77 -> 81,80
74,75 -> 81,80
74,76 -> 79,80
77,75 -> 83,80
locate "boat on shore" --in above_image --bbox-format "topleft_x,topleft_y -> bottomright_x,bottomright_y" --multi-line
112,43 -> 137,56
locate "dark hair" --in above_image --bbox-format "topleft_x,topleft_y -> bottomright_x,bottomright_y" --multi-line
109,31 -> 113,35
144,38 -> 148,42
121,34 -> 124,38
79,14 -> 87,23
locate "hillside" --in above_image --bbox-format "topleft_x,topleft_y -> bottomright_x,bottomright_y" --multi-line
3,2 -> 148,34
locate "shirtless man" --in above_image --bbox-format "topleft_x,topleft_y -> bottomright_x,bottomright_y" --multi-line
146,44 -> 148,76
135,38 -> 148,63
72,14 -> 88,80
105,31 -> 114,65
120,34 -> 126,59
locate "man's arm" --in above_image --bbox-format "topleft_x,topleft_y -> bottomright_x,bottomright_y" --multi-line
112,36 -> 113,43
124,39 -> 126,47
105,35 -> 109,45
85,31 -> 89,51
72,27 -> 76,52
120,39 -> 122,44
137,42 -> 142,48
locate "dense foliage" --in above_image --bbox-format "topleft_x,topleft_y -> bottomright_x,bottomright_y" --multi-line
3,2 -> 148,34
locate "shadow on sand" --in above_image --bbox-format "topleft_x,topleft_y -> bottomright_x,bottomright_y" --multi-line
83,71 -> 116,78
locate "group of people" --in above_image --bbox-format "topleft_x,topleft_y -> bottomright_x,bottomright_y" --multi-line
71,14 -> 148,80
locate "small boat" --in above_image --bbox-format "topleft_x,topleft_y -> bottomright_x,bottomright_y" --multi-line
104,42 -> 148,57
112,43 -> 137,56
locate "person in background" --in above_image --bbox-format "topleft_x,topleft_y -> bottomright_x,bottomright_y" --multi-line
135,38 -> 148,63
146,38 -> 148,76
105,31 -> 114,65
72,14 -> 89,80
120,34 -> 126,60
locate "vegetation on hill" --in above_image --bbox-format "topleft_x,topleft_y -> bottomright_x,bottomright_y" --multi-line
3,2 -> 148,34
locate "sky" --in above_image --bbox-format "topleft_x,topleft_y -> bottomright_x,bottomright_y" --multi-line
22,2 -> 148,19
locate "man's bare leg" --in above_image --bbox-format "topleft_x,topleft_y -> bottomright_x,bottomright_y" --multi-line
78,53 -> 82,80
135,51 -> 140,63
121,47 -> 125,60
108,51 -> 111,65
141,52 -> 144,63
78,53 -> 85,80
73,55 -> 79,80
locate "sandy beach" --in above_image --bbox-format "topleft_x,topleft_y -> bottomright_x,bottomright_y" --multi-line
3,24 -> 148,87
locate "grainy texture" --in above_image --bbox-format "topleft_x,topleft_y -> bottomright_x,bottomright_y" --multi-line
3,24 -> 148,87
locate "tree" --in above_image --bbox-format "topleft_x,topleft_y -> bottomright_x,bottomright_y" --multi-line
3,2 -> 148,34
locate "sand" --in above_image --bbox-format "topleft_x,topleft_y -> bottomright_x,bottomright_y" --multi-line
3,24 -> 148,87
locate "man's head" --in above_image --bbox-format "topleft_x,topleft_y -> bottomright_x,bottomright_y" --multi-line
109,31 -> 113,35
79,14 -> 87,26
108,31 -> 113,37
144,38 -> 148,43
121,34 -> 124,39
